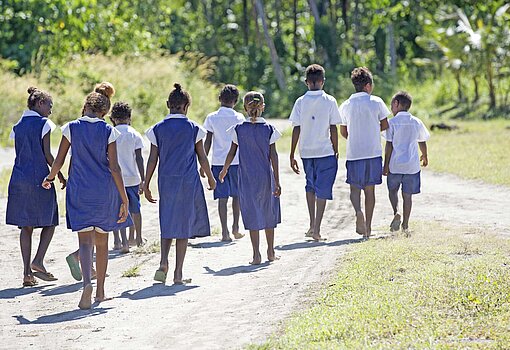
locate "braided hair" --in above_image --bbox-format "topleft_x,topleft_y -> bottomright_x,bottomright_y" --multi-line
82,82 -> 115,116
27,86 -> 51,110
243,91 -> 264,123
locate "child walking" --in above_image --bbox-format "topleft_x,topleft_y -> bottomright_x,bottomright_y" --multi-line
383,91 -> 430,235
339,67 -> 390,238
42,82 -> 131,309
7,87 -> 66,287
203,84 -> 245,242
144,83 -> 216,284
110,102 -> 145,253
289,64 -> 342,241
220,91 -> 281,264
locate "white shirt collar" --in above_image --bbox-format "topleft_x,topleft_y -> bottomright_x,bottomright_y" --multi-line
22,110 -> 42,118
244,117 -> 267,124
79,115 -> 105,123
350,92 -> 369,99
394,111 -> 411,118
164,113 -> 187,120
305,90 -> 324,96
218,106 -> 236,113
115,124 -> 130,130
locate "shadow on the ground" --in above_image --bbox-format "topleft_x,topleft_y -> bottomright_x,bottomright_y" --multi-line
13,307 -> 112,324
118,283 -> 198,300
203,262 -> 270,276
275,238 -> 362,251
39,282 -> 82,297
189,241 -> 235,249
0,284 -> 56,299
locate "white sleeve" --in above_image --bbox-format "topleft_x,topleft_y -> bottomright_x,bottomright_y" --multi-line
61,123 -> 72,142
108,127 -> 121,144
378,99 -> 391,121
417,120 -> 430,142
288,100 -> 301,126
145,126 -> 158,147
227,125 -> 238,145
196,125 -> 207,143
329,99 -> 342,125
339,102 -> 347,126
9,129 -> 15,140
384,122 -> 394,142
135,133 -> 145,150
41,119 -> 56,139
203,116 -> 213,133
269,126 -> 282,145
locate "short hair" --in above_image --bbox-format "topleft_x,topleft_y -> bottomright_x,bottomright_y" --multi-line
83,82 -> 115,116
219,84 -> 239,105
111,101 -> 132,120
305,64 -> 325,84
351,67 -> 373,92
168,83 -> 191,110
392,91 -> 413,110
27,87 -> 51,110
243,91 -> 264,123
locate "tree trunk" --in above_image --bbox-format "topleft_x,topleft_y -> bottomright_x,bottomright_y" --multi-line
487,60 -> 496,108
275,0 -> 281,34
473,76 -> 479,103
308,0 -> 330,66
455,71 -> 463,102
243,0 -> 249,46
353,0 -> 359,52
293,0 -> 298,62
251,0 -> 263,48
341,0 -> 348,32
387,23 -> 397,77
254,0 -> 287,90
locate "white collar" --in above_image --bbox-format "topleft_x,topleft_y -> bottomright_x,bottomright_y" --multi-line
244,117 -> 267,124
350,92 -> 369,99
79,116 -> 105,123
115,124 -> 130,129
164,113 -> 187,120
22,110 -> 42,118
218,106 -> 236,113
305,90 -> 324,96
394,111 -> 411,118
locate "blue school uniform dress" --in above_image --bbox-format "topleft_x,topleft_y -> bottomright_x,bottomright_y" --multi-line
6,110 -> 58,228
229,118 -> 281,231
61,116 -> 132,232
146,114 -> 210,239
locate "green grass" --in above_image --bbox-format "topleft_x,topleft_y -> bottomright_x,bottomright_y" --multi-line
121,264 -> 141,278
256,222 -> 510,349
134,240 -> 160,255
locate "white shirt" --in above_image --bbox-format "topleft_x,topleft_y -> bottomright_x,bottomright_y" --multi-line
114,124 -> 145,187
384,111 -> 430,174
9,110 -> 56,140
203,107 -> 245,165
61,116 -> 121,144
339,92 -> 390,161
288,90 -> 342,158
228,117 -> 282,145
145,114 -> 207,147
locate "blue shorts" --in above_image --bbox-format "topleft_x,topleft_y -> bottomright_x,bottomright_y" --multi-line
212,165 -> 239,200
387,172 -> 421,194
126,185 -> 141,214
302,155 -> 338,200
345,156 -> 383,189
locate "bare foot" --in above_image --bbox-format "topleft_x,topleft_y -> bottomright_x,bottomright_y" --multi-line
78,284 -> 93,310
173,278 -> 192,285
267,249 -> 280,262
249,253 -> 262,265
221,236 -> 232,242
94,295 -> 114,303
23,275 -> 38,287
356,211 -> 366,235
120,245 -> 130,254
128,239 -> 137,247
305,228 -> 314,237
312,232 -> 322,242
390,213 -> 401,232
113,243 -> 121,250
136,237 -> 147,247
232,232 -> 245,239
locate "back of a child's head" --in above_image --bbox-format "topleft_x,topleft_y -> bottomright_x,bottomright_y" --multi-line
351,67 -> 373,92
243,91 -> 264,123
392,91 -> 412,111
305,64 -> 325,84
219,84 -> 239,105
168,83 -> 191,110
83,82 -> 115,116
111,101 -> 132,122
27,86 -> 51,110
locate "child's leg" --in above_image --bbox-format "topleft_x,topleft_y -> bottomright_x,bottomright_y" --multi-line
94,231 -> 110,301
249,230 -> 261,265
388,188 -> 401,232
119,227 -> 129,253
132,213 -> 143,246
363,185 -> 376,236
20,226 -> 34,278
174,239 -> 189,284
349,185 -> 366,235
128,226 -> 135,246
31,226 -> 55,272
159,238 -> 172,273
218,198 -> 231,241
112,230 -> 121,250
265,228 -> 278,261
312,198 -> 327,241
78,230 -> 94,309
305,192 -> 316,236
402,192 -> 413,231
232,197 -> 242,238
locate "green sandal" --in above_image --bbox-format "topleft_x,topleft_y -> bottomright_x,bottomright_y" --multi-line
66,254 -> 82,281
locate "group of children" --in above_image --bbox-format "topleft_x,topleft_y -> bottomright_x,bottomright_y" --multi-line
6,64 -> 429,310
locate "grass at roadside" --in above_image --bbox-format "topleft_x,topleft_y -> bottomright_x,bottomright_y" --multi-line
255,222 -> 510,349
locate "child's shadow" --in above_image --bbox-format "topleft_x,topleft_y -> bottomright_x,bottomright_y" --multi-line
276,238 -> 362,251
118,283 -> 198,300
189,241 -> 234,249
0,285 -> 54,299
39,283 -> 82,297
13,307 -> 112,325
204,262 -> 270,276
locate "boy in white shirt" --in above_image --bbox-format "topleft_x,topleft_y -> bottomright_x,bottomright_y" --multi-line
289,64 -> 342,241
339,67 -> 390,238
203,85 -> 245,242
383,91 -> 430,235
110,102 -> 145,252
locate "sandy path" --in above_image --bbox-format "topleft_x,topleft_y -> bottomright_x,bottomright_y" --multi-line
0,125 -> 509,349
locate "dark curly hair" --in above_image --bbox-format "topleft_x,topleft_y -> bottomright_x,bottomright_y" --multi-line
305,64 -> 325,84
219,84 -> 239,105
392,91 -> 413,110
27,87 -> 52,110
168,83 -> 191,110
351,67 -> 373,92
82,82 -> 115,116
111,101 -> 132,121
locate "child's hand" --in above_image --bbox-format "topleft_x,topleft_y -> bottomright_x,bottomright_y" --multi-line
219,168 -> 228,183
207,176 -> 216,191
41,177 -> 54,190
144,185 -> 157,203
290,156 -> 300,174
138,182 -> 144,195
421,154 -> 428,167
383,165 -> 389,176
117,202 -> 128,223
199,167 -> 206,178
273,184 -> 282,197
58,174 -> 67,189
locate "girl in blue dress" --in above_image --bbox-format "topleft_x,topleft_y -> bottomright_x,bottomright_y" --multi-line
7,87 -> 66,287
42,82 -> 130,309
144,83 -> 216,284
220,91 -> 282,265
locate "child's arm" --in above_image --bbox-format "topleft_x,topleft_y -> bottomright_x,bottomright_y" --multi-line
144,144 -> 159,203
270,143 -> 281,197
107,141 -> 129,223
340,125 -> 348,139
42,136 -> 70,189
219,142 -> 238,182
380,118 -> 389,131
383,141 -> 393,176
42,132 -> 67,189
135,148 -> 145,194
330,125 -> 339,159
200,132 -> 213,178
289,126 -> 300,174
419,142 -> 428,167
195,140 -> 216,190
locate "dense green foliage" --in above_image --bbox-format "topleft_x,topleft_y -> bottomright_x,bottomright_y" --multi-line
1,0 -> 509,116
